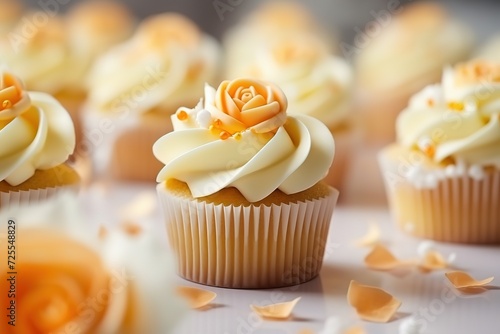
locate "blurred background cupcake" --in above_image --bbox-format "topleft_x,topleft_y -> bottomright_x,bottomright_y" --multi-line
226,32 -> 355,192
355,2 -> 474,145
84,13 -> 221,182
0,70 -> 79,209
223,1 -> 335,80
346,1 -> 474,205
379,59 -> 500,244
0,0 -> 23,37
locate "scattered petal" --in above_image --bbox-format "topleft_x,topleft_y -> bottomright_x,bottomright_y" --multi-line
445,271 -> 494,289
176,286 -> 217,309
347,280 -> 402,323
250,297 -> 301,320
364,245 -> 413,270
344,326 -> 366,334
298,330 -> 315,334
419,250 -> 449,272
354,222 -> 381,247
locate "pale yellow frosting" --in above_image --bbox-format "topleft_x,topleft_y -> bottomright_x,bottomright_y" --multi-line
0,71 -> 75,186
223,1 -> 333,79
66,0 -> 134,57
0,15 -> 81,94
356,3 -> 473,92
86,13 -> 220,115
237,34 -> 352,127
396,60 -> 500,167
153,78 -> 335,202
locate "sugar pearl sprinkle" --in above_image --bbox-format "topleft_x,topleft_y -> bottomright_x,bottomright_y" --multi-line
2,99 -> 12,109
399,316 -> 423,334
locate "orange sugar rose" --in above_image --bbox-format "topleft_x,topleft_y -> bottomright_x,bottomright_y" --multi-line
0,231 -> 116,334
0,72 -> 23,113
212,78 -> 288,135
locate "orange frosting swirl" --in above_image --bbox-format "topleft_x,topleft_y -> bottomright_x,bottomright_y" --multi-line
0,231 -> 112,334
211,78 -> 287,135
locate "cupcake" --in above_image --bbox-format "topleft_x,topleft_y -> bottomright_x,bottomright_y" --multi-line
223,1 -> 333,79
85,13 -> 220,182
355,2 -> 474,145
0,0 -> 23,36
0,15 -> 86,159
230,33 -> 354,191
154,78 -> 339,288
0,71 -> 79,209
379,60 -> 500,244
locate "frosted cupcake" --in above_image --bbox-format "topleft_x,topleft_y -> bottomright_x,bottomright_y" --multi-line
233,34 -> 354,190
85,13 -> 220,181
223,1 -> 333,79
154,78 -> 339,288
0,71 -> 79,209
355,2 -> 474,144
0,15 -> 87,158
0,0 -> 23,37
379,60 -> 500,244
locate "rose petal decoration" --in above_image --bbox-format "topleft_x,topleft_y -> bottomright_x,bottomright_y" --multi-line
250,297 -> 301,320
364,245 -> 414,271
445,271 -> 494,289
347,280 -> 402,323
212,78 -> 288,135
419,250 -> 449,273
354,222 -> 381,247
176,286 -> 217,310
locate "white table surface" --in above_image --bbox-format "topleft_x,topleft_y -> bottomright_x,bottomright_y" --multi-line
80,181 -> 500,334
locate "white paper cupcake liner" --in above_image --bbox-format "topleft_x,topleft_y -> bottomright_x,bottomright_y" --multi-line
81,110 -> 138,179
0,185 -> 80,211
157,184 -> 339,289
379,152 -> 500,244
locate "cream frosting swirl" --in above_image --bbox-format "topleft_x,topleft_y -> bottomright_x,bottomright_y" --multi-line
0,71 -> 75,186
396,60 -> 500,167
356,3 -> 473,92
0,15 -> 82,94
239,35 -> 353,127
153,78 -> 335,202
86,13 -> 220,115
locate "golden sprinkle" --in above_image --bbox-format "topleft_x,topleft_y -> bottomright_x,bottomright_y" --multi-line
176,109 -> 188,121
423,145 -> 436,158
219,131 -> 231,140
447,101 -> 464,112
427,99 -> 434,107
234,133 -> 242,140
2,100 -> 12,109
214,119 -> 222,127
